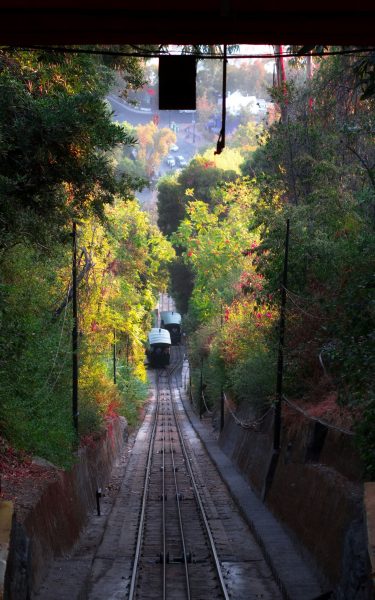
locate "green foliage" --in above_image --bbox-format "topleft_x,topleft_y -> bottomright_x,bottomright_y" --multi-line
0,48 -> 139,251
228,121 -> 264,151
157,157 -> 238,237
171,182 -> 257,323
200,147 -> 244,173
168,259 -> 195,315
156,174 -> 184,236
228,350 -> 276,410
169,178 -> 279,416
356,394 -> 375,479
0,244 -> 75,467
0,47 -> 176,468
157,158 -> 239,313
167,53 -> 375,477
116,362 -> 149,427
0,198 -> 174,466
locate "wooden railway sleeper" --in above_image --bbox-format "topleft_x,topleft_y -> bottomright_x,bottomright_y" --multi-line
158,552 -> 170,564
169,552 -> 192,564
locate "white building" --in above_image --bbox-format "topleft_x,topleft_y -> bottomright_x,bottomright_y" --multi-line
219,91 -> 272,116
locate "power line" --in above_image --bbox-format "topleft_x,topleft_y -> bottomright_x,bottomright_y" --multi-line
4,45 -> 375,61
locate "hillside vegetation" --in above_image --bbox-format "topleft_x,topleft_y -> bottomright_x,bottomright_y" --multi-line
159,53 -> 375,478
0,48 -> 174,467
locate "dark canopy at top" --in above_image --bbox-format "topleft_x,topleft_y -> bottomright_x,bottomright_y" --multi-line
0,1 -> 374,45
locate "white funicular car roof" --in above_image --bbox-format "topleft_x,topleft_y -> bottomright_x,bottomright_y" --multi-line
160,311 -> 182,325
148,328 -> 171,345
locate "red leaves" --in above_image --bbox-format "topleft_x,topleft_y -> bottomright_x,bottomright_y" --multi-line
90,320 -> 100,332
0,438 -> 57,502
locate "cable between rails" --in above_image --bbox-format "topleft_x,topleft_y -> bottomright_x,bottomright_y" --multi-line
169,370 -> 230,600
167,377 -> 192,600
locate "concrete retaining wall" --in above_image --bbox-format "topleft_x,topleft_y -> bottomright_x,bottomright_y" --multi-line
219,405 -> 372,599
5,417 -> 126,599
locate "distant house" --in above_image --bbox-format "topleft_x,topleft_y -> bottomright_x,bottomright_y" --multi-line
218,91 -> 272,116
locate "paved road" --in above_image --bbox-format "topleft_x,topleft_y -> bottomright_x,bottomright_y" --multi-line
108,94 -> 209,214
108,94 -> 206,168
108,94 -> 196,127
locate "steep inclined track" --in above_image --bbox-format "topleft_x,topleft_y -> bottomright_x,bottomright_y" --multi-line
129,352 -> 229,600
87,346 -> 282,599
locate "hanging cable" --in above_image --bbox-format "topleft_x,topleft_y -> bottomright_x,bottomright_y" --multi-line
223,393 -> 274,430
215,44 -> 227,156
282,395 -> 354,436
4,45 -> 375,60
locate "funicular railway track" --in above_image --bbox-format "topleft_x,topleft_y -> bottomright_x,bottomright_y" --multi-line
128,346 -> 230,599
40,341 -> 283,599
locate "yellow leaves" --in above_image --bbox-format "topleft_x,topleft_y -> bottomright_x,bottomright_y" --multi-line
63,182 -> 75,204
68,143 -> 85,159
54,195 -> 174,431
185,188 -> 195,197
201,147 -> 244,174
136,122 -> 176,174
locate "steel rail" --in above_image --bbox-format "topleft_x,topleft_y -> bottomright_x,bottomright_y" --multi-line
168,366 -> 230,600
128,371 -> 161,600
128,346 -> 193,599
167,391 -> 192,600
161,386 -> 167,600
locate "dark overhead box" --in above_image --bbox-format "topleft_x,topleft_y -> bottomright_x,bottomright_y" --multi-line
159,56 -> 196,111
0,2 -> 375,44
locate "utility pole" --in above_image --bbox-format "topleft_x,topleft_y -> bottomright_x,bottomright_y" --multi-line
220,302 -> 224,432
274,44 -> 288,123
274,219 -> 290,450
113,328 -> 117,384
306,51 -> 313,112
72,221 -> 79,434
199,355 -> 203,419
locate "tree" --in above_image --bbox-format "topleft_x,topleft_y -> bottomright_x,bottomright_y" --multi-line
228,121 -> 263,150
0,46 -> 176,467
157,156 -> 238,237
136,121 -> 176,177
0,48 -> 140,252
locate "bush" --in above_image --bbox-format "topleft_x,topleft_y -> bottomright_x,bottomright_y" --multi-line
228,349 -> 276,412
0,245 -> 76,468
116,362 -> 149,426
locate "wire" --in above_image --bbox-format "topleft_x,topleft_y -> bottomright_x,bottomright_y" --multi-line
214,43 -> 227,156
4,45 -> 375,61
284,290 -> 321,320
282,394 -> 354,436
37,282 -> 71,396
223,392 -> 274,430
201,390 -> 213,415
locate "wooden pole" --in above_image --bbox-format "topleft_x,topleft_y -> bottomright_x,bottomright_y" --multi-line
72,221 -> 78,434
113,328 -> 117,384
274,218 -> 290,450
